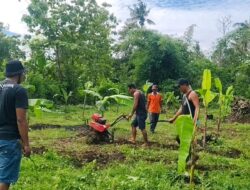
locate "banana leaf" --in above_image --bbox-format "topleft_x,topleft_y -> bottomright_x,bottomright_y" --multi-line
214,77 -> 222,94
83,90 -> 102,100
202,69 -> 211,90
204,90 -> 217,107
175,115 -> 194,174
143,80 -> 153,94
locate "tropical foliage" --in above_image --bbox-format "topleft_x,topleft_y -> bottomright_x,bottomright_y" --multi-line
196,69 -> 217,146
175,115 -> 194,174
0,1 -> 249,189
215,77 -> 234,134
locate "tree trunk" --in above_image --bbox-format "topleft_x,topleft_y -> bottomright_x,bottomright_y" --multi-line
55,46 -> 63,83
217,107 -> 222,136
203,107 -> 207,147
83,93 -> 87,119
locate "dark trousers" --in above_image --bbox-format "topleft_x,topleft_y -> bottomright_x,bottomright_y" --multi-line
149,113 -> 159,132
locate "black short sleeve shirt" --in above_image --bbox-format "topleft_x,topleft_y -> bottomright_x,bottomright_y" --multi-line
0,80 -> 28,139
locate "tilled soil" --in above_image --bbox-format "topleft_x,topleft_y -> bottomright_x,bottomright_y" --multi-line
195,163 -> 237,171
58,150 -> 126,167
32,146 -> 48,155
29,123 -> 88,131
148,141 -> 179,150
206,147 -> 242,158
113,138 -> 179,150
30,124 -> 244,172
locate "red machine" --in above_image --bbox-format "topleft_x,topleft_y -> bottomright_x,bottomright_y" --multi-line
89,113 -> 111,132
86,113 -> 127,143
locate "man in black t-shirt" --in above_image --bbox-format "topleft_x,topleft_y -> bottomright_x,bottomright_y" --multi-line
0,60 -> 31,190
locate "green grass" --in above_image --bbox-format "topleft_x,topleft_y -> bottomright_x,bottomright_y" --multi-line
12,105 -> 250,190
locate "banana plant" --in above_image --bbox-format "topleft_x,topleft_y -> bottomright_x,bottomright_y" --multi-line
176,114 -> 200,186
80,81 -> 102,118
142,80 -> 153,94
164,91 -> 180,112
196,69 -> 217,147
28,99 -> 54,119
176,115 -> 194,174
54,89 -> 73,105
215,77 -> 234,135
80,84 -> 132,116
53,88 -> 73,112
108,88 -> 127,112
175,114 -> 199,187
96,94 -> 132,116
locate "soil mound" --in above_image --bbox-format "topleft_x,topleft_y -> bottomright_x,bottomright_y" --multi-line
230,97 -> 250,123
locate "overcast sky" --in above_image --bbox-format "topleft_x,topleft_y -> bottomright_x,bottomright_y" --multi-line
0,0 -> 249,53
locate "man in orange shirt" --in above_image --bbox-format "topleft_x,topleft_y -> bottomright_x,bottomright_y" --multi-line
147,85 -> 163,133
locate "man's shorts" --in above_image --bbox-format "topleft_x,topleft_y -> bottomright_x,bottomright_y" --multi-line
131,114 -> 147,130
0,140 -> 22,184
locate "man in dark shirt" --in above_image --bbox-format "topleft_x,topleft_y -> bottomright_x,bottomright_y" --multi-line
168,79 -> 199,124
168,79 -> 199,145
127,84 -> 148,146
0,60 -> 31,190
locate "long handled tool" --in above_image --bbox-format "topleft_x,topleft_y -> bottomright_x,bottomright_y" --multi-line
147,119 -> 171,124
110,114 -> 128,127
109,114 -> 128,142
157,120 -> 171,123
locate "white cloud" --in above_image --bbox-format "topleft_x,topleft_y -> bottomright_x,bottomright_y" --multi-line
0,0 -> 249,52
100,0 -> 250,52
0,0 -> 29,34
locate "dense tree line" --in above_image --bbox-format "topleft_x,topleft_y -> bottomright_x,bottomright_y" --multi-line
0,0 -> 249,102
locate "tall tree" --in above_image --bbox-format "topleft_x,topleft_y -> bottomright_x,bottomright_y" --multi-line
127,0 -> 155,27
215,16 -> 232,65
212,19 -> 250,99
23,0 -> 117,94
182,24 -> 203,57
233,19 -> 250,53
0,23 -> 24,79
212,20 -> 250,66
116,28 -> 191,86
0,23 -> 24,63
217,16 -> 232,36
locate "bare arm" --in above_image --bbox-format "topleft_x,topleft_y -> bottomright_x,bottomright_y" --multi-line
168,105 -> 182,123
190,92 -> 200,124
130,91 -> 140,117
146,95 -> 150,110
16,108 -> 31,157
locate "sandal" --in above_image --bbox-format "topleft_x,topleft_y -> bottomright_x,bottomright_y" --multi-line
128,138 -> 136,144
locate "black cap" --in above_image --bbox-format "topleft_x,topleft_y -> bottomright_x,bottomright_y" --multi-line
5,60 -> 25,77
177,79 -> 189,87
